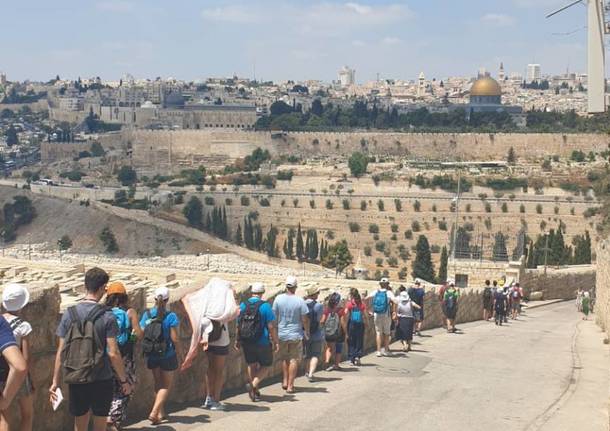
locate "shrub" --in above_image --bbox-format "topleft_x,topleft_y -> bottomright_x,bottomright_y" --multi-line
369,224 -> 380,234
485,203 -> 492,213
349,222 -> 360,232
293,198 -> 299,208
540,221 -> 547,231
411,221 -> 421,232
310,200 -> 316,209
342,199 -> 350,210
375,241 -> 386,252
391,234 -> 397,241
398,267 -> 408,280
431,245 -> 441,253
583,207 -> 599,218
405,230 -> 413,239
387,256 -> 398,267
413,200 -> 421,212
225,198 -> 232,206
478,193 -> 488,200
364,246 -> 372,256
536,204 -> 543,214
520,204 -> 525,213
554,206 -> 559,215
501,202 -> 508,213
438,220 -> 448,231
391,223 -> 399,233
394,199 -> 402,212
360,201 -> 367,211
276,170 -> 294,181
377,200 -> 385,211
431,204 -> 437,212
465,203 -> 471,212
241,196 -> 250,206
99,227 -> 119,254
326,230 -> 335,240
259,198 -> 271,207
484,218 -> 492,230
375,257 -> 384,267
570,207 -> 575,215
204,196 -> 215,206
326,199 -> 333,210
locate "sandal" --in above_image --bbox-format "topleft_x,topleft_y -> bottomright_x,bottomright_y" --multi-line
148,416 -> 162,425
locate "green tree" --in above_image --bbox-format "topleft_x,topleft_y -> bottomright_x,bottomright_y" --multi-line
183,196 -> 203,228
437,246 -> 448,283
99,227 -> 119,254
117,166 -> 137,186
244,217 -> 254,249
283,228 -> 295,259
235,223 -> 243,246
5,125 -> 18,147
321,240 -> 353,276
348,152 -> 368,177
412,235 -> 435,282
507,146 -> 516,165
296,223 -> 304,260
90,142 -> 105,157
265,225 -> 279,257
492,232 -> 508,261
58,235 -> 73,252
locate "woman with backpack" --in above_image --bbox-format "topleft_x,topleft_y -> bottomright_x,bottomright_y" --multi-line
394,291 -> 421,352
320,293 -> 347,371
0,284 -> 33,431
345,288 -> 366,366
140,287 -> 181,425
105,282 -> 143,431
443,281 -> 459,333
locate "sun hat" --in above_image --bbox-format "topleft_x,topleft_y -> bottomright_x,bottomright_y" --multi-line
306,286 -> 320,297
154,286 -> 170,301
107,281 -> 127,296
399,291 -> 410,302
286,275 -> 298,288
2,283 -> 30,312
251,282 -> 265,294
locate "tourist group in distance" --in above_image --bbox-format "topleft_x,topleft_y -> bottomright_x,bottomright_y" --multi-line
0,267 -> 587,431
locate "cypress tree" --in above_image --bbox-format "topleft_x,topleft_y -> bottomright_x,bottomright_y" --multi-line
265,225 -> 279,257
296,223 -> 304,260
205,213 -> 212,232
235,223 -> 243,246
412,235 -> 435,283
244,217 -> 253,249
492,232 -> 509,262
310,230 -> 319,261
254,224 -> 263,251
437,246 -> 448,283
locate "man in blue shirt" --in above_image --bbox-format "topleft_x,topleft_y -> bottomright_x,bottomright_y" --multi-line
272,276 -> 309,394
0,315 -> 26,412
235,282 -> 278,402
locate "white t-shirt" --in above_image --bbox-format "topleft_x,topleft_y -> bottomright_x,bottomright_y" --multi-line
5,315 -> 32,346
208,322 -> 230,347
366,288 -> 397,315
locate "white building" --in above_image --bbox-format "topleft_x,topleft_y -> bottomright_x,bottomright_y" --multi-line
527,64 -> 542,83
338,66 -> 356,87
58,96 -> 84,112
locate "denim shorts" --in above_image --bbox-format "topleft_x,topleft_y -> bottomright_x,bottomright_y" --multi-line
146,354 -> 178,371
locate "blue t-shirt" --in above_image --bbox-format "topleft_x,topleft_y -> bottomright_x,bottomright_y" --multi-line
305,299 -> 324,342
140,307 -> 179,359
239,297 -> 276,346
0,316 -> 17,354
272,293 -> 309,342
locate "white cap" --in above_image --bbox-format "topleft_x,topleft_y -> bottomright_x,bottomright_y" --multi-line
380,277 -> 390,284
447,279 -> 455,286
399,291 -> 410,302
2,283 -> 30,312
286,275 -> 298,288
154,286 -> 170,301
251,282 -> 265,294
414,278 -> 421,285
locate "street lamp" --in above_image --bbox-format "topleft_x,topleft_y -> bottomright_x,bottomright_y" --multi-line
206,248 -> 210,271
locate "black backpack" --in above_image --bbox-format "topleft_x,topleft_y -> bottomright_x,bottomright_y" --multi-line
62,305 -> 108,385
324,311 -> 342,342
238,301 -> 264,344
141,309 -> 167,357
307,301 -> 320,335
483,287 -> 492,301
208,320 -> 225,343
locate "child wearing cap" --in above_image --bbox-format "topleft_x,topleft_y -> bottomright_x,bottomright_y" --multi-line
1,283 -> 33,431
105,282 -> 143,431
140,287 -> 181,425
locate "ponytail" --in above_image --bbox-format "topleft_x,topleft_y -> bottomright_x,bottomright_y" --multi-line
155,296 -> 167,319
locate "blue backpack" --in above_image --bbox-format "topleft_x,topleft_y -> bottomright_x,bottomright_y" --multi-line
112,307 -> 131,346
373,290 -> 389,314
350,303 -> 363,323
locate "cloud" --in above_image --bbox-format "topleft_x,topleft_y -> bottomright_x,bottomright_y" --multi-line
381,36 -> 402,45
201,5 -> 261,23
95,1 -> 133,12
481,13 -> 515,27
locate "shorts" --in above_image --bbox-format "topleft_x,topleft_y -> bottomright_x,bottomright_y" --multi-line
374,313 -> 392,336
243,343 -> 273,367
335,341 -> 343,354
69,379 -> 113,417
278,340 -> 303,361
207,344 -> 230,356
413,309 -> 424,322
511,302 -> 520,311
304,339 -> 323,359
146,354 -> 179,371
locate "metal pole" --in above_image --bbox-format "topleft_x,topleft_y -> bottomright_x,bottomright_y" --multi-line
207,248 -> 210,271
452,171 -> 461,274
544,234 -> 549,275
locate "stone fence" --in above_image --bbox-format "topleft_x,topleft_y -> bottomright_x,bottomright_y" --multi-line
13,277 -> 487,430
520,265 -> 596,300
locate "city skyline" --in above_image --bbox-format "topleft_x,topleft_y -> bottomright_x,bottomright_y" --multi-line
0,0 -> 599,82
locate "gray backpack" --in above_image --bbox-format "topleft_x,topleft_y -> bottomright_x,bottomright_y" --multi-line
61,305 -> 107,385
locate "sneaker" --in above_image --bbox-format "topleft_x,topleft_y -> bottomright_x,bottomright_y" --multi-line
254,389 -> 261,402
209,400 -> 226,411
355,358 -> 362,366
246,384 -> 256,402
202,396 -> 212,409
326,365 -> 336,372
376,351 -> 383,357
307,373 -> 315,382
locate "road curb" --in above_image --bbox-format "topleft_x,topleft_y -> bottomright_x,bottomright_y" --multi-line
524,299 -> 570,310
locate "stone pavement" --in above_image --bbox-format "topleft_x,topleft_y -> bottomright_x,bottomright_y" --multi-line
125,302 -> 609,431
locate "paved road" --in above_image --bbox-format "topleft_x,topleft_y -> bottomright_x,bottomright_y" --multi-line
126,303 -> 609,431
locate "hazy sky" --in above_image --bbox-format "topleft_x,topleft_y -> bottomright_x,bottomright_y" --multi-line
0,0 -> 596,83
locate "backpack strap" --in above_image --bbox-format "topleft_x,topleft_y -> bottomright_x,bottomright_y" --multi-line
9,317 -> 23,332
85,304 -> 107,323
68,306 -> 81,331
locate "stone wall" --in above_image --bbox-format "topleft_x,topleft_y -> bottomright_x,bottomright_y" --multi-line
595,239 -> 610,334
15,275 -> 486,430
520,265 -> 596,300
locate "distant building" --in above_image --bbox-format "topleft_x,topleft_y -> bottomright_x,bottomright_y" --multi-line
498,63 -> 505,81
58,96 -> 84,112
338,66 -> 356,87
417,72 -> 426,97
467,75 -> 523,124
0,72 -> 6,86
527,64 -> 541,83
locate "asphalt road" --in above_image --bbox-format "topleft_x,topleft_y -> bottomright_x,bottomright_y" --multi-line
126,303 -> 609,431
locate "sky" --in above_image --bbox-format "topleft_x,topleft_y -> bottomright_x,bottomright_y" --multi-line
0,0 -> 597,83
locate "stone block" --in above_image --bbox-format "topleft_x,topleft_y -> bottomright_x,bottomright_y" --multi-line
530,291 -> 544,301
166,273 -> 177,282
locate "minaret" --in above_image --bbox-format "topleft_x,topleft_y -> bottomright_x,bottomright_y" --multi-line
499,62 -> 505,81
417,72 -> 426,97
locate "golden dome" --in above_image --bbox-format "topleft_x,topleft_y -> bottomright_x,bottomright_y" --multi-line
470,76 -> 502,97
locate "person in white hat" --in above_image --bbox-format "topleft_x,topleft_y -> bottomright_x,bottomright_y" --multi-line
272,275 -> 309,393
236,282 -> 278,402
394,291 -> 421,352
140,286 -> 181,424
366,277 -> 396,357
1,283 -> 33,430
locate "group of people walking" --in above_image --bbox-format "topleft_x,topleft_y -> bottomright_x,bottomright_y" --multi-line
0,268 -> 550,430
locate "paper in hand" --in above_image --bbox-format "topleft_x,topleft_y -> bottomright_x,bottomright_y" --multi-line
51,388 -> 63,411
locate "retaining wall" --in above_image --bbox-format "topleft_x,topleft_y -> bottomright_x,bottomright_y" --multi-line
521,265 -> 596,300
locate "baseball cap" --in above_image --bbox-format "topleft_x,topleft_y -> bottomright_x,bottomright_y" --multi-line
380,277 -> 390,284
251,282 -> 265,294
286,275 -> 298,287
107,281 -> 127,296
399,291 -> 410,302
154,286 -> 170,301
2,283 -> 30,312
414,278 -> 421,285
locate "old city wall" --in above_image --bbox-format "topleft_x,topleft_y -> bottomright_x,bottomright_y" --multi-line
18,278 -> 488,430
521,265 -> 596,300
119,130 -> 610,169
595,239 -> 610,334
0,100 -> 48,113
